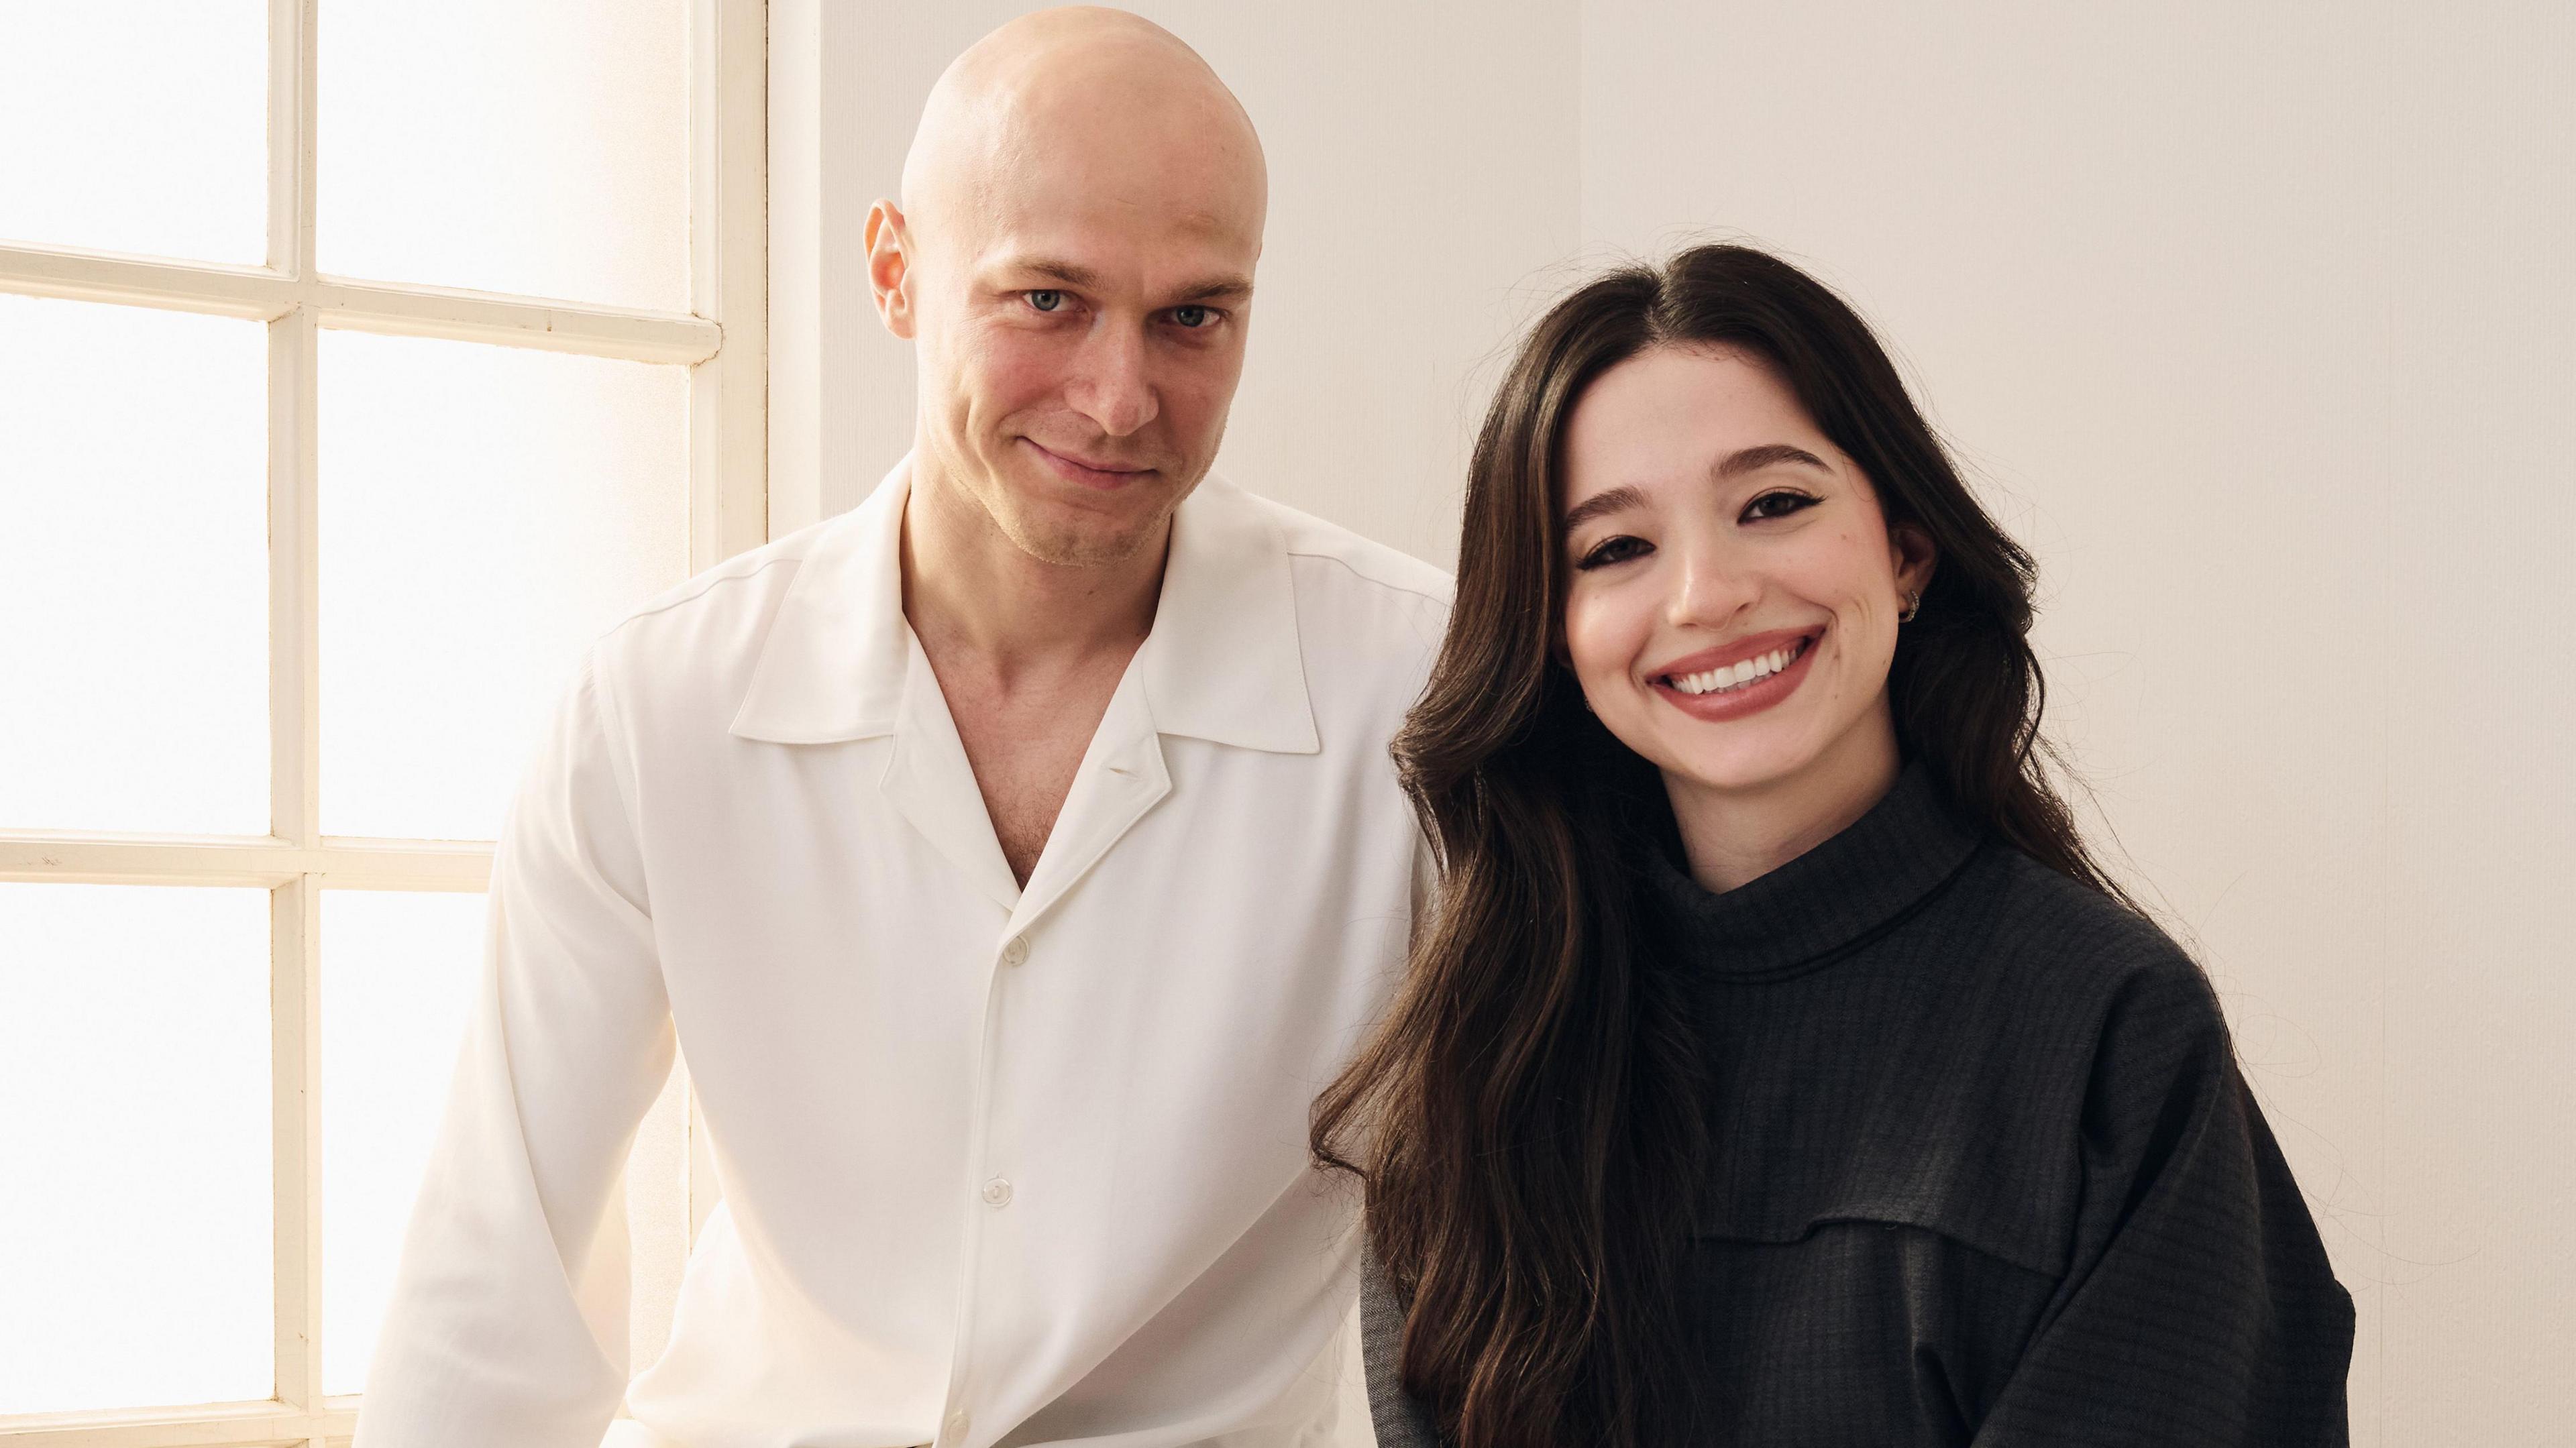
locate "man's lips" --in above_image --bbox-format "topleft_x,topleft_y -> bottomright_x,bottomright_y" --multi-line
1022,439 -> 1157,488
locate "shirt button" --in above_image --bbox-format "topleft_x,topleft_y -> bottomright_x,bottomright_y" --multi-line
1000,936 -> 1029,967
981,1177 -> 1013,1207
945,1407 -> 971,1440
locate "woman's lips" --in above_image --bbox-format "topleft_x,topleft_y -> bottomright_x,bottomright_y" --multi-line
1646,630 -> 1821,723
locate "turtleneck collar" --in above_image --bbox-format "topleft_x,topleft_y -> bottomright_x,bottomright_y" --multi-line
1641,759 -> 1986,980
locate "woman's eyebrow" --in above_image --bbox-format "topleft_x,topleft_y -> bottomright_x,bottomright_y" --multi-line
1562,446 -> 1830,534
1714,443 -> 1832,480
1561,484 -> 1648,534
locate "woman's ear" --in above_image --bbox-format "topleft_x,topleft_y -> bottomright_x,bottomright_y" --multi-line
1890,521 -> 1938,597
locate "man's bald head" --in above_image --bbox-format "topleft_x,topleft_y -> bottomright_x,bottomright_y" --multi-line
865,7 -> 1269,571
899,7 -> 1266,276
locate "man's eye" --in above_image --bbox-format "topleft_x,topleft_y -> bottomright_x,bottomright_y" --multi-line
1575,536 -> 1650,570
1027,290 -> 1066,313
1171,304 -> 1212,329
1743,490 -> 1817,522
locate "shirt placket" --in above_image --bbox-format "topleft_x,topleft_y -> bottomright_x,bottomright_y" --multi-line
922,670 -> 1169,1448
932,920 -> 1033,1448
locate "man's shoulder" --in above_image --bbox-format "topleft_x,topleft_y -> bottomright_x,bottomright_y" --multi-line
631,516 -> 843,629
1205,477 -> 1450,621
1254,490 -> 1452,609
1216,483 -> 1452,705
586,512 -> 855,696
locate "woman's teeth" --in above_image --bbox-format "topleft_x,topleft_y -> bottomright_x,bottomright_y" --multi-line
1668,639 -> 1806,696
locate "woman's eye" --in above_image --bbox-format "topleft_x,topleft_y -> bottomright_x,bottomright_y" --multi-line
1171,304 -> 1212,329
1575,535 -> 1650,570
1742,490 -> 1817,522
1027,290 -> 1066,313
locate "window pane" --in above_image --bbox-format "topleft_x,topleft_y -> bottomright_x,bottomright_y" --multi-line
319,888 -> 484,1397
317,0 -> 689,309
0,883 -> 272,1414
317,330 -> 688,842
0,3 -> 267,263
0,294 -> 269,836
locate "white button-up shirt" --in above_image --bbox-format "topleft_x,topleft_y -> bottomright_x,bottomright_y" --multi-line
354,459 -> 1449,1448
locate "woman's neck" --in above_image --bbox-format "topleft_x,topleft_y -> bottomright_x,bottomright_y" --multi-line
1664,705 -> 1904,894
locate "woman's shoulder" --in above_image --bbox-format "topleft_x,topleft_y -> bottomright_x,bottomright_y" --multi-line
1357,1240 -> 1445,1448
1955,842 -> 2229,1056
1769,842 -> 2239,1274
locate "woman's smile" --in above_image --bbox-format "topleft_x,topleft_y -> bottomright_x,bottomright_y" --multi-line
1646,627 -> 1822,722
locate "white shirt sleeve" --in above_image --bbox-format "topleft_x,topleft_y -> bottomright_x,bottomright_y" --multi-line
354,650 -> 677,1447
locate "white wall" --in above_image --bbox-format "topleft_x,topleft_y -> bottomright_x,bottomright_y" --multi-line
782,2 -> 2575,1442
1579,2 -> 2575,1443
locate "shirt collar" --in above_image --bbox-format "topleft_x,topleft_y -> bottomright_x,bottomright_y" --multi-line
731,454 -> 1318,754
1641,760 -> 1986,979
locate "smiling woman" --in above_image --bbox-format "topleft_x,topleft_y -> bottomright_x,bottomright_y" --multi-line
1316,243 -> 2354,1448
1556,344 -> 1938,887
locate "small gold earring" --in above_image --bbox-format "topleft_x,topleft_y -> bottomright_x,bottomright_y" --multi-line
1898,589 -> 1922,623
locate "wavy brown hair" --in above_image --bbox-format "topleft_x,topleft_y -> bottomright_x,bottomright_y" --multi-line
1312,243 -> 2137,1445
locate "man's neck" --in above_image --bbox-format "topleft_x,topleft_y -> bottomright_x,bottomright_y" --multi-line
899,450 -> 1167,686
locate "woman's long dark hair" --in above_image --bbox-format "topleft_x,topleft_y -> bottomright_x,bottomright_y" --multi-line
1312,243 -> 2137,1446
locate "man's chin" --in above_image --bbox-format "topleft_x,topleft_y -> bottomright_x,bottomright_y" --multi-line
998,504 -> 1172,571
987,466 -> 1192,569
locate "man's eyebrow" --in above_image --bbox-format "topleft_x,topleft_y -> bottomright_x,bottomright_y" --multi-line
998,258 -> 1252,307
1560,484 -> 1649,535
1008,258 -> 1102,289
1713,443 -> 1832,481
1171,276 -> 1254,305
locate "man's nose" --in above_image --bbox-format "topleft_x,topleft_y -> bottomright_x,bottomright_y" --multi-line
1065,321 -> 1159,438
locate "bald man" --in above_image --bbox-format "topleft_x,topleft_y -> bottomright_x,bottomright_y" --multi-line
353,10 -> 1446,1448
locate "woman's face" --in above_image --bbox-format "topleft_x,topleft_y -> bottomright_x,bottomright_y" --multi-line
1557,344 -> 1934,803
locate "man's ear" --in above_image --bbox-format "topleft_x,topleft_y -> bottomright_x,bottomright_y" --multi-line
864,200 -> 916,339
1890,521 -> 1938,597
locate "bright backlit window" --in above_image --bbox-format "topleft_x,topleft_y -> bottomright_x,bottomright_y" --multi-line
0,1 -> 764,1440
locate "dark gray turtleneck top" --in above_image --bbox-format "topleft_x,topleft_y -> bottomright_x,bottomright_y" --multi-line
1360,763 -> 2353,1447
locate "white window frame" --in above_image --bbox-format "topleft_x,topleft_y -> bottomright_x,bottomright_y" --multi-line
0,0 -> 765,1441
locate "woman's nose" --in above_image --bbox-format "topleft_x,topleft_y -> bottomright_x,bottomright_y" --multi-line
1665,543 -> 1758,630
